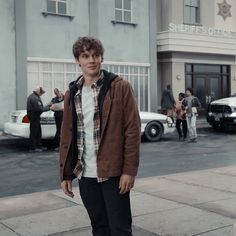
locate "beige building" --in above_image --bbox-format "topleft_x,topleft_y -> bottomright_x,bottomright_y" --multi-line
156,0 -> 236,114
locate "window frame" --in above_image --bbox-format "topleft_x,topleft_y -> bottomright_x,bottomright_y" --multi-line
46,0 -> 68,15
115,0 -> 133,23
183,0 -> 201,25
42,0 -> 74,20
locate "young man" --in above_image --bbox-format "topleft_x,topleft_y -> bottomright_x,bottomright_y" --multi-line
59,37 -> 141,236
182,88 -> 201,143
26,86 -> 50,152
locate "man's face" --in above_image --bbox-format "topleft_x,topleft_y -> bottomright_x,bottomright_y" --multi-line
186,90 -> 191,97
76,49 -> 102,77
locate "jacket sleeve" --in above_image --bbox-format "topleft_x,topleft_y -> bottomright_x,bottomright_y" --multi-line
193,97 -> 201,108
121,80 -> 141,176
59,90 -> 76,181
182,98 -> 187,107
196,97 -> 201,107
31,96 -> 50,113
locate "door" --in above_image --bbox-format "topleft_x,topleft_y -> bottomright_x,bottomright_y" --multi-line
193,75 -> 221,116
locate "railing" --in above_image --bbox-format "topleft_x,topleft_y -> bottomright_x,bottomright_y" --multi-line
27,59 -> 151,111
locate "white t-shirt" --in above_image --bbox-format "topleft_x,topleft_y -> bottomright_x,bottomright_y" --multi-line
81,85 -> 97,177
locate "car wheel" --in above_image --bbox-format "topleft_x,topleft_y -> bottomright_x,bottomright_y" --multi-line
144,121 -> 163,142
212,124 -> 220,130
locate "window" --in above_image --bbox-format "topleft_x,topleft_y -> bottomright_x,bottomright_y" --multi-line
115,0 -> 132,22
184,0 -> 200,24
47,0 -> 67,15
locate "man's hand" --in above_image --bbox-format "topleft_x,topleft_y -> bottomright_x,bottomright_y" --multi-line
61,180 -> 74,198
50,104 -> 55,111
119,174 -> 135,194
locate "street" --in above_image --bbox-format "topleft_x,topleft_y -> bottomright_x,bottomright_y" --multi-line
1,122 -> 236,198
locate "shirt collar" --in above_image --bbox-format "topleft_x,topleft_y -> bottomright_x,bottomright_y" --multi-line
76,71 -> 104,90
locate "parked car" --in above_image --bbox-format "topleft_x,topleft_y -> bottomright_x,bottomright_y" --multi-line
207,97 -> 236,130
140,112 -> 175,141
4,110 -> 56,139
4,110 -> 175,142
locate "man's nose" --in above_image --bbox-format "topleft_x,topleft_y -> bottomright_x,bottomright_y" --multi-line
89,56 -> 95,62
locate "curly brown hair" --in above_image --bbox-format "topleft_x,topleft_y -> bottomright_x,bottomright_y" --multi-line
72,36 -> 104,59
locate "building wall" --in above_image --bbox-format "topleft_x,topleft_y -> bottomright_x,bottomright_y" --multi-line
215,0 -> 236,30
25,0 -> 89,59
25,0 -> 151,68
25,0 -> 154,109
157,0 -> 236,104
0,0 -> 156,129
96,0 -> 150,63
0,0 -> 16,129
157,0 -> 235,30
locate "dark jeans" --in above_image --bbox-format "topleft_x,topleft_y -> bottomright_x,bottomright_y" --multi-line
54,112 -> 63,147
78,177 -> 133,236
28,115 -> 42,149
176,118 -> 187,138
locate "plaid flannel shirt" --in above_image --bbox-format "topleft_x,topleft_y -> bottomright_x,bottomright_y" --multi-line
73,73 -> 108,182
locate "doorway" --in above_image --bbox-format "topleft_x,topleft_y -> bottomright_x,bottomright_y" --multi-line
185,64 -> 230,116
194,75 -> 221,116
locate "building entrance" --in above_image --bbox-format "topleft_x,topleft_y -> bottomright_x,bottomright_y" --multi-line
194,75 -> 221,116
186,64 -> 230,116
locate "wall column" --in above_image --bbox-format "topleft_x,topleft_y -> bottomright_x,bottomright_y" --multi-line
15,0 -> 27,109
149,0 -> 158,111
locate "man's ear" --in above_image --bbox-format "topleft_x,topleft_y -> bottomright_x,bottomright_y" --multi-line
75,58 -> 81,66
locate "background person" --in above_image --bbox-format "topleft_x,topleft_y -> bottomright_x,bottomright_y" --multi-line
175,92 -> 187,141
50,88 -> 64,150
59,36 -> 140,236
161,84 -> 176,119
26,86 -> 50,152
182,88 -> 201,143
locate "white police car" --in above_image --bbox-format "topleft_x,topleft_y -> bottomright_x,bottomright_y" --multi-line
4,110 -> 175,142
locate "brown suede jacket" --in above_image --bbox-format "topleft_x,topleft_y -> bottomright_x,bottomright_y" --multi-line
59,70 -> 141,182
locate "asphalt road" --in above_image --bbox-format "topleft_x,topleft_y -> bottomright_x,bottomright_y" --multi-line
1,124 -> 236,197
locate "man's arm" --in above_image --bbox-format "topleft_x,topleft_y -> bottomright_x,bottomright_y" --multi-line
59,90 -> 75,198
30,96 -> 49,113
119,80 -> 141,194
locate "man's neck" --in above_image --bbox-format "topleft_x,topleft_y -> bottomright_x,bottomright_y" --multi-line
83,72 -> 100,87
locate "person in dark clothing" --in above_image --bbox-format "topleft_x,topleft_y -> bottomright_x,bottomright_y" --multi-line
161,84 -> 176,118
175,92 -> 187,141
50,88 -> 64,149
26,86 -> 50,152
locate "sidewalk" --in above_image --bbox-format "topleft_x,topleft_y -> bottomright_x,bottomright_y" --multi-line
1,165 -> 236,236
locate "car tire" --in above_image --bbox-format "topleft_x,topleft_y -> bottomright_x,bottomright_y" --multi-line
144,121 -> 163,142
212,124 -> 220,130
